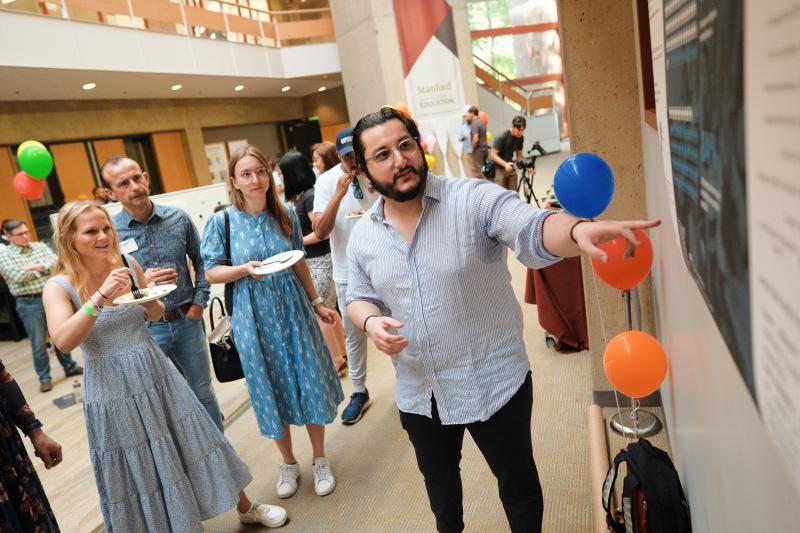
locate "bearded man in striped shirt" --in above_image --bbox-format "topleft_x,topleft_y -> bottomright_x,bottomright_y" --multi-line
345,107 -> 659,533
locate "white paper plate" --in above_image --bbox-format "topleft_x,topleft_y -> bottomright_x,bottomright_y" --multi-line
345,209 -> 368,219
113,284 -> 177,305
253,250 -> 304,275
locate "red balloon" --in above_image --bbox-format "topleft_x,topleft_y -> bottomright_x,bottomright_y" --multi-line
478,111 -> 489,125
13,171 -> 45,200
591,229 -> 653,291
420,140 -> 429,153
603,330 -> 668,398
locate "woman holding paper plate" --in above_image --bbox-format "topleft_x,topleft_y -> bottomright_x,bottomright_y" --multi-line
202,145 -> 345,500
42,201 -> 288,531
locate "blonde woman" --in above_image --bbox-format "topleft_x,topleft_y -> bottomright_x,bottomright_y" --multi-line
202,145 -> 344,500
42,201 -> 287,531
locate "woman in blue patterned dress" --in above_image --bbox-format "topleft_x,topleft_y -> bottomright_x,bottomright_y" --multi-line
42,201 -> 287,531
203,145 -> 345,500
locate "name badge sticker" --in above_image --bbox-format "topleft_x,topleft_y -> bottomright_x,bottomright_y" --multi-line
120,238 -> 138,254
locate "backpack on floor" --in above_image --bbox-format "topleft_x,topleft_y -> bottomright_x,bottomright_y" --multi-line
602,438 -> 692,533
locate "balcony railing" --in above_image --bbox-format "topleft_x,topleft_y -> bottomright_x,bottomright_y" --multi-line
0,0 -> 334,47
473,55 -> 556,116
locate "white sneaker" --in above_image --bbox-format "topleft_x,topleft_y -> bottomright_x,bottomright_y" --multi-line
238,502 -> 288,528
276,463 -> 300,498
312,457 -> 336,496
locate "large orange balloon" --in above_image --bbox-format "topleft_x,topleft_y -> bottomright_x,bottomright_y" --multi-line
590,229 -> 653,291
603,331 -> 667,398
478,111 -> 489,125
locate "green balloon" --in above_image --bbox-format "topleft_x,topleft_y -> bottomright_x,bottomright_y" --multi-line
18,144 -> 53,179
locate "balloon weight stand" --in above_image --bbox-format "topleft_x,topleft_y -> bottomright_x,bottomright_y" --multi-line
610,408 -> 662,438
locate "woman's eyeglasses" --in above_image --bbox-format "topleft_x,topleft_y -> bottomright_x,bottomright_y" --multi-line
365,137 -> 419,168
236,167 -> 269,182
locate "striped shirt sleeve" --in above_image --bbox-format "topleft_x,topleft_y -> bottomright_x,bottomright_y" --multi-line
470,180 -> 562,269
345,237 -> 392,316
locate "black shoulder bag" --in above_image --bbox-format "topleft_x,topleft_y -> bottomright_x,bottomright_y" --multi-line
208,209 -> 245,382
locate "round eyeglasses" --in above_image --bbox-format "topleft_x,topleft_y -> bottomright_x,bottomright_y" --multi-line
365,137 -> 419,167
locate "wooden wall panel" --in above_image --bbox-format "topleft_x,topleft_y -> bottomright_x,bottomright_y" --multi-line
151,131 -> 193,192
50,142 -> 95,202
320,122 -> 349,144
0,147 -> 36,240
93,138 -> 126,171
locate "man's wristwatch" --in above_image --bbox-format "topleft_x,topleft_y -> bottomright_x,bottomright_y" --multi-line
310,297 -> 324,307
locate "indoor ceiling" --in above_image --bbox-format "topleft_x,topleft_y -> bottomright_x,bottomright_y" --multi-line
0,66 -> 343,101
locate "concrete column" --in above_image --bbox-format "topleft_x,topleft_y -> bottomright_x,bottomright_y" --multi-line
184,126 -> 211,187
556,0 -> 656,397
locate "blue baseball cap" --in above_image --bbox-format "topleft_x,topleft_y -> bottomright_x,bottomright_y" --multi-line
336,127 -> 354,156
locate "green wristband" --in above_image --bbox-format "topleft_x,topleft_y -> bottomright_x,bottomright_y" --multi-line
82,302 -> 99,318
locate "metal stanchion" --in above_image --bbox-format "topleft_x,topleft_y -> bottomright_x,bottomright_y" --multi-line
609,287 -> 662,437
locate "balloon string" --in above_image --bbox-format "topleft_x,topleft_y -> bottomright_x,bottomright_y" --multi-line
589,263 -> 628,440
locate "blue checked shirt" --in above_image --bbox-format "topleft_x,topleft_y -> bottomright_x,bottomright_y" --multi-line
346,174 -> 562,425
113,203 -> 210,311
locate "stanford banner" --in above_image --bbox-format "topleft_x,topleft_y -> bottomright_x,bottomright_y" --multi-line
393,0 -> 467,176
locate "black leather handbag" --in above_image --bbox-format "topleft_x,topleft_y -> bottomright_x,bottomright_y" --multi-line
208,209 -> 245,382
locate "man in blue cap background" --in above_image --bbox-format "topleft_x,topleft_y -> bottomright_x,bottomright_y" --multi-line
312,127 -> 380,424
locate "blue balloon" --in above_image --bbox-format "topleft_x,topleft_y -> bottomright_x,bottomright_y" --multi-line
553,153 -> 615,219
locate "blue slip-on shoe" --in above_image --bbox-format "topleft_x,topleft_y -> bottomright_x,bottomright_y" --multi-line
341,390 -> 372,425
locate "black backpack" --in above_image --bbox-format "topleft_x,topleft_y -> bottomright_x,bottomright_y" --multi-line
602,438 -> 692,533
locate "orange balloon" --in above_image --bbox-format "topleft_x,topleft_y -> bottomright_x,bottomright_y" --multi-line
394,101 -> 411,117
478,111 -> 489,125
590,229 -> 653,291
603,331 -> 667,398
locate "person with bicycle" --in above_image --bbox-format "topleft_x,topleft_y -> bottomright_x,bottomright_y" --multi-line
490,115 -> 527,191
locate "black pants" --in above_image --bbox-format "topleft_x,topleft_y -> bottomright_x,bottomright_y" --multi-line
399,373 -> 543,533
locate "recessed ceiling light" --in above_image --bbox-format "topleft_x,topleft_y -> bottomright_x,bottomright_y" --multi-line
82,82 -> 96,90
171,84 -> 182,91
234,85 -> 245,92
318,86 -> 327,92
281,85 -> 291,92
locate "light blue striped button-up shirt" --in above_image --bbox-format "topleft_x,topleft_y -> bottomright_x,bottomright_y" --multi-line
346,174 -> 562,425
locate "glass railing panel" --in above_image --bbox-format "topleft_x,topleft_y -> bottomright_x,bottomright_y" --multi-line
1,0 -> 333,48
0,0 -> 61,18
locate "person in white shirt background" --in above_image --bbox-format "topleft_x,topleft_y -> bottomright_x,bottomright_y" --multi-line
311,127 -> 380,424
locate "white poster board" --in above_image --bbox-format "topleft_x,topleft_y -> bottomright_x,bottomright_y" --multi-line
226,139 -> 249,155
205,142 -> 228,184
746,0 -> 800,496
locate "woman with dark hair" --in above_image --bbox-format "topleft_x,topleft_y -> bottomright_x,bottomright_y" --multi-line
203,145 -> 344,500
279,152 -> 347,376
311,142 -> 339,175
0,360 -> 62,532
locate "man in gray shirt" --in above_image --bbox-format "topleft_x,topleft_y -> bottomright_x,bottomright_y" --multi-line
102,156 -> 223,431
345,107 -> 659,532
464,105 -> 488,179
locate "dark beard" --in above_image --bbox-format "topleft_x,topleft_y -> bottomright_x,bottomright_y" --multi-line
365,158 -> 428,202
